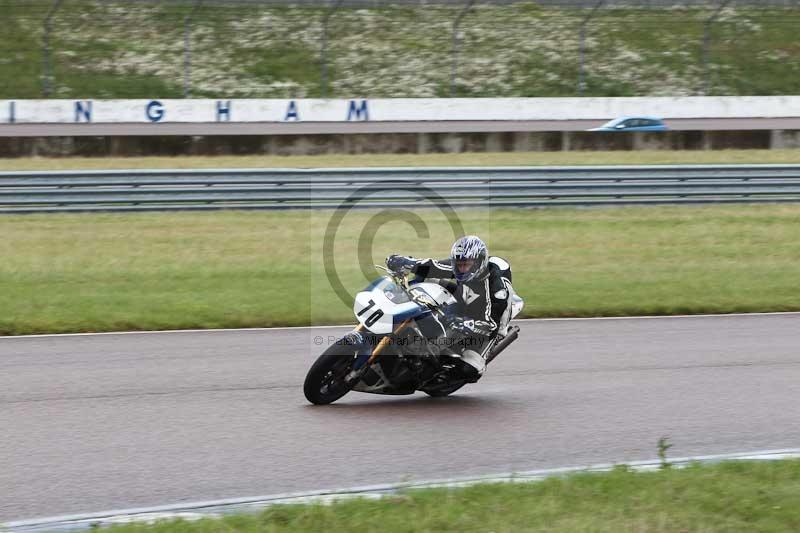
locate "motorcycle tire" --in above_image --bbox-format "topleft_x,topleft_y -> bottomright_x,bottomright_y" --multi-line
303,342 -> 359,405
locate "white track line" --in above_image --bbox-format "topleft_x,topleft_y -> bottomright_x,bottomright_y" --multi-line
2,311 -> 799,340
4,448 -> 799,532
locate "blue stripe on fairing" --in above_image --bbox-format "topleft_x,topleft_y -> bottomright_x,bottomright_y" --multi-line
379,301 -> 421,320
395,306 -> 428,323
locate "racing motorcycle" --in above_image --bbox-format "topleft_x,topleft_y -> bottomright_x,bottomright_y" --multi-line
303,266 -> 524,405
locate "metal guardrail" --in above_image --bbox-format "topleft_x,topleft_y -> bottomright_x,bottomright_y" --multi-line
2,165 -> 800,213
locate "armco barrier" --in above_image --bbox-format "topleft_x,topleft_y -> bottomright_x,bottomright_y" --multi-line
3,165 -> 800,213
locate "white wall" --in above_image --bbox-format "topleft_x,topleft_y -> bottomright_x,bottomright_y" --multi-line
2,97 -> 800,124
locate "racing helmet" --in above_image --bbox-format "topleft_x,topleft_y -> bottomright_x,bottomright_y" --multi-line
450,235 -> 488,283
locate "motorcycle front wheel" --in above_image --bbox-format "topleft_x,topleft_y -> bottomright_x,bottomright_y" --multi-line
303,342 -> 359,405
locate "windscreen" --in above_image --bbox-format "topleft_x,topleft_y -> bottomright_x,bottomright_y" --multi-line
366,276 -> 411,304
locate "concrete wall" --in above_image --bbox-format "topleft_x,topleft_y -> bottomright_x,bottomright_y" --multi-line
5,97 -> 800,124
0,130 -> 787,158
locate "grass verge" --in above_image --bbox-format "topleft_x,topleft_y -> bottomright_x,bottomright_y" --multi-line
2,205 -> 800,335
3,149 -> 800,171
103,459 -> 800,532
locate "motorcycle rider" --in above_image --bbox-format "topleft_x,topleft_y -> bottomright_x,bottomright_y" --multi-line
386,235 -> 513,382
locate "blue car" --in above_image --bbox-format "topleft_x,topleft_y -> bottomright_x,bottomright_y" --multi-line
588,117 -> 669,132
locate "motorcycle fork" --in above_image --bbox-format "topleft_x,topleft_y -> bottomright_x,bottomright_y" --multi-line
366,319 -> 412,365
344,320 -> 411,387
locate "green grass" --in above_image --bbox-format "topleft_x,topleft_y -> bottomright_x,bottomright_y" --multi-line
103,459 -> 800,532
4,149 -> 800,171
2,204 -> 800,335
3,2 -> 800,98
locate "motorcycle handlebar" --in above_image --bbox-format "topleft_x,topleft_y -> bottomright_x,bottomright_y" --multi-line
374,265 -> 447,315
374,264 -> 409,290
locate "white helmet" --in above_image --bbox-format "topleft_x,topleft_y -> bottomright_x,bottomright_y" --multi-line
450,235 -> 488,283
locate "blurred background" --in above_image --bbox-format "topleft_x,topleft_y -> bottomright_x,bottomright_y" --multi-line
2,0 -> 800,100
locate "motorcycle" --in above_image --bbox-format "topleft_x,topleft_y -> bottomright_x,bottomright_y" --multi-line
303,266 -> 524,405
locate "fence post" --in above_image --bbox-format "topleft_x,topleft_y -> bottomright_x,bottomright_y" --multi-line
321,0 -> 344,98
42,0 -> 64,97
184,0 -> 203,98
450,0 -> 476,97
578,0 -> 603,96
703,0 -> 732,96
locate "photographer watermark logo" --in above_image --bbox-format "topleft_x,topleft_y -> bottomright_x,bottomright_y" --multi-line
322,181 -> 465,307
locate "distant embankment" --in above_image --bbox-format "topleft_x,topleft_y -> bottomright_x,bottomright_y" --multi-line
2,97 -> 800,156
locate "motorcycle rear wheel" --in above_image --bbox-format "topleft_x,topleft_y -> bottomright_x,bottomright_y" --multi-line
304,342 -> 359,405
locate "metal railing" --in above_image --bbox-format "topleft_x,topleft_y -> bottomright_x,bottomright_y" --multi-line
2,165 -> 800,213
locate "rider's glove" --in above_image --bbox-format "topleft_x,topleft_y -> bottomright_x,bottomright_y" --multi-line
386,255 -> 417,274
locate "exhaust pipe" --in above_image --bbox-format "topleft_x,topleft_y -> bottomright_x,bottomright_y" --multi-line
487,325 -> 519,363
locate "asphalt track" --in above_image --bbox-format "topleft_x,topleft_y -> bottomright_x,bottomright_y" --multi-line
2,314 -> 800,522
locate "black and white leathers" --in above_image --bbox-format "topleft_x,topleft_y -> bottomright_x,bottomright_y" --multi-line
411,256 -> 513,353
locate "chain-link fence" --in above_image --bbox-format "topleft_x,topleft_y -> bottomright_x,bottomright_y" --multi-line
2,0 -> 799,100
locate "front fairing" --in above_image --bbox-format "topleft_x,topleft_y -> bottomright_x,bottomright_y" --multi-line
353,277 -> 426,334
